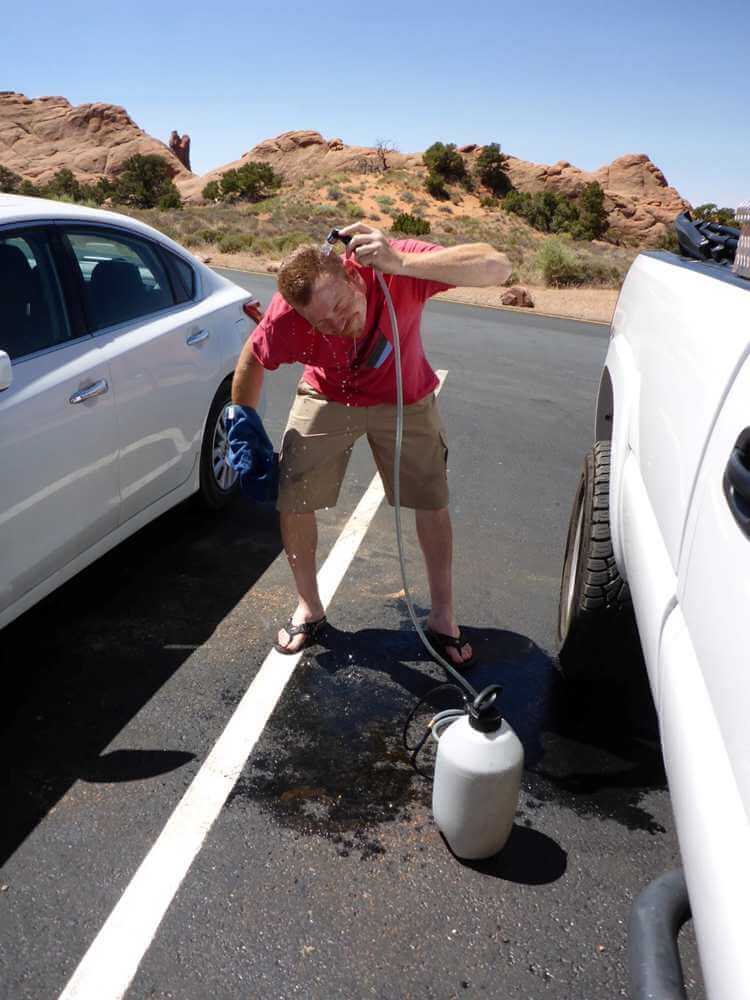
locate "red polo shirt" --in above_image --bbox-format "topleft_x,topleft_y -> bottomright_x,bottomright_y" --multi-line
250,239 -> 452,406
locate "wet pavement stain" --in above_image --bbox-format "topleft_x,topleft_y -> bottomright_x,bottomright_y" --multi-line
226,653 -> 434,859
226,615 -> 668,853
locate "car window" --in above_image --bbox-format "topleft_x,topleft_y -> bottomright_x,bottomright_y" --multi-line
0,231 -> 72,362
64,230 -> 175,331
166,250 -> 196,303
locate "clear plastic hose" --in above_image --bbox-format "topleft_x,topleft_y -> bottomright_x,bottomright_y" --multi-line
375,271 -> 478,701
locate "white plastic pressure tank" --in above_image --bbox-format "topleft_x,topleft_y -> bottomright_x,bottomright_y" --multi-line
432,686 -> 524,860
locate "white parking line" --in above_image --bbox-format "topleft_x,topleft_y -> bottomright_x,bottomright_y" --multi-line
59,371 -> 448,1000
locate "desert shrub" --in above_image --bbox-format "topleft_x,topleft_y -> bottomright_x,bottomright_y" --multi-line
342,200 -> 362,221
480,195 -> 500,209
115,155 -> 182,209
19,179 -> 40,197
375,195 -> 394,209
217,232 -> 254,253
44,168 -> 83,201
655,227 -> 680,252
574,182 -> 608,239
475,143 -> 512,196
438,205 -> 453,214
158,188 -> 182,210
425,171 -> 449,200
423,142 -> 466,183
327,187 -> 343,201
504,183 -> 608,241
217,162 -> 282,202
275,231 -> 310,253
86,177 -> 117,204
391,213 -> 431,236
401,190 -> 416,203
202,180 -> 221,201
535,239 -> 589,286
0,165 -> 22,193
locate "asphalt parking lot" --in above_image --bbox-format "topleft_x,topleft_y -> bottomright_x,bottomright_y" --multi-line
0,275 -> 705,999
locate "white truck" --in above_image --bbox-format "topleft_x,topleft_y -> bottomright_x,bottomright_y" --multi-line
556,239 -> 750,999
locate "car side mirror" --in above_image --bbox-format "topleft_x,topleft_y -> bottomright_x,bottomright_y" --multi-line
0,351 -> 12,392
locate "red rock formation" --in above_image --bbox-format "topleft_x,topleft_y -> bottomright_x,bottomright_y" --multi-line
0,92 -> 190,185
169,130 -> 191,170
501,285 -> 534,308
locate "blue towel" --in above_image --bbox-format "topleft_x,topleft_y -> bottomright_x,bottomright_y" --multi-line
226,405 -> 279,503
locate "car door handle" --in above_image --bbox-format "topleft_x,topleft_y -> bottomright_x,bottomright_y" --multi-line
69,379 -> 109,405
187,329 -> 210,346
723,428 -> 750,537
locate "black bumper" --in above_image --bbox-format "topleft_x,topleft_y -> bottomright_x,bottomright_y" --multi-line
629,868 -> 692,1000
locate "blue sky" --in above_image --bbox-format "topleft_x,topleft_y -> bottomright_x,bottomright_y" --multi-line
5,0 -> 748,208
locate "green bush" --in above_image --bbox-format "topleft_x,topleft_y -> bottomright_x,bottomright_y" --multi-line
423,142 -> 466,183
535,239 -> 589,286
217,161 -> 282,202
504,182 -> 608,241
44,168 -> 83,201
115,155 -> 182,209
326,186 -> 343,201
425,171 -> 449,200
202,180 -> 221,201
391,213 -> 431,236
18,179 -> 40,198
480,195 -> 500,209
0,165 -> 22,193
574,182 -> 608,239
475,143 -> 512,196
158,188 -> 182,210
693,203 -> 736,226
401,190 -> 416,203
217,232 -> 254,253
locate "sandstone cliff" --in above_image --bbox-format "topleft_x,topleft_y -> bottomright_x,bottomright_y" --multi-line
0,93 -> 688,245
0,92 -> 189,185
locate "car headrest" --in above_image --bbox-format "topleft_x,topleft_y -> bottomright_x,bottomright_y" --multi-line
0,244 -> 34,306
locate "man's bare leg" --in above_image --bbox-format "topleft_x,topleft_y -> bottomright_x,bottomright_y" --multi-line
415,507 -> 472,665
277,511 -> 326,652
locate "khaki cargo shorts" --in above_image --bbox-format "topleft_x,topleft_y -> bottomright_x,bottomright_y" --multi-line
277,380 -> 449,513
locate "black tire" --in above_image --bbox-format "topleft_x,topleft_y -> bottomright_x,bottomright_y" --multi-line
557,440 -> 639,682
198,380 -> 240,510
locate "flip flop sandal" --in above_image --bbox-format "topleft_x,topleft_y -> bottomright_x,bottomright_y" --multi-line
273,615 -> 328,655
424,627 -> 475,669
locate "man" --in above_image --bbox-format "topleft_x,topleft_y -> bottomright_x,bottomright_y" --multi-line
232,222 -> 511,664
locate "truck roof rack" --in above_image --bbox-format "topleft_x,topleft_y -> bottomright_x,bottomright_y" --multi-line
674,211 -> 739,266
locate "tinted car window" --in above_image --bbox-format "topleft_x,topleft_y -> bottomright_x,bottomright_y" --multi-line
65,230 -> 175,331
0,231 -> 72,361
167,251 -> 196,303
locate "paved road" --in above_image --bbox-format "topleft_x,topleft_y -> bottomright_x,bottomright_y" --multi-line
0,272 -> 705,999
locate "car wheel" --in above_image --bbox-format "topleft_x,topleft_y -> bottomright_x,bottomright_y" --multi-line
198,381 -> 240,510
557,440 -> 639,682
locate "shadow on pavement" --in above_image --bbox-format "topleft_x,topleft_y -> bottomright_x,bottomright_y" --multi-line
450,825 -> 568,886
229,610 -> 665,864
0,496 -> 283,866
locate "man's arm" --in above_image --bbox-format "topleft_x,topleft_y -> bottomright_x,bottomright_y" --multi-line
339,222 -> 512,287
232,336 -> 265,409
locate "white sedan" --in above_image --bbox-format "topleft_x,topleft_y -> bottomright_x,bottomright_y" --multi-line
0,194 -> 259,630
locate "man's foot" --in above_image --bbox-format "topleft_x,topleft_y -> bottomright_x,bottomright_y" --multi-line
425,616 -> 473,667
275,604 -> 327,654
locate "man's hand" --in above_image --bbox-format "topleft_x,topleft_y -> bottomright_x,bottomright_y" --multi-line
338,221 -> 511,287
338,223 -> 404,275
244,296 -> 264,325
